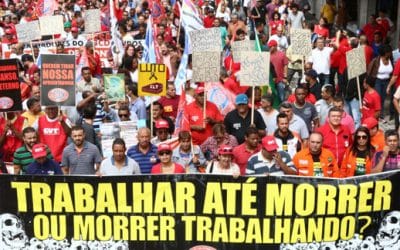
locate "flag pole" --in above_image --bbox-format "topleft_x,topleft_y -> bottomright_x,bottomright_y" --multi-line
251,85 -> 255,125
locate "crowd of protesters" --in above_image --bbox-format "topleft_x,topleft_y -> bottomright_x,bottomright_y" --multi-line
0,0 -> 400,178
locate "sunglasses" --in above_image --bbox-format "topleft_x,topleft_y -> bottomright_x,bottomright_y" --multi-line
159,151 -> 171,156
220,148 -> 233,153
119,114 -> 129,118
356,135 -> 368,139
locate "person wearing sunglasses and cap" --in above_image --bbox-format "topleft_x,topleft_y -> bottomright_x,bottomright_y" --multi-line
247,136 -> 296,176
151,144 -> 186,174
206,145 -> 240,176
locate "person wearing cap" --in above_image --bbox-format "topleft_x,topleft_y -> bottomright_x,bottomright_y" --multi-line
232,127 -> 262,175
62,125 -> 102,175
151,144 -> 186,174
308,37 -> 334,86
127,127 -> 159,174
362,117 -> 385,152
1,28 -> 17,44
26,143 -> 63,175
99,138 -> 141,176
372,129 -> 400,173
317,107 -> 352,166
21,54 -> 39,86
246,136 -> 295,175
293,132 -> 339,177
65,26 -> 87,47
61,21 -> 72,39
172,130 -> 206,173
340,126 -> 374,177
182,85 -> 223,145
224,93 -> 266,144
151,119 -> 172,144
13,127 -> 53,175
206,144 -> 240,176
269,39 -> 289,103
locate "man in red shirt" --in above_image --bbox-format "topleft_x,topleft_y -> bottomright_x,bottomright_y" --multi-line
0,112 -> 24,162
232,127 -> 262,175
269,39 -> 288,102
158,82 -> 180,121
183,86 -> 224,145
362,76 -> 381,122
362,14 -> 385,45
34,106 -> 72,163
317,107 -> 352,166
21,54 -> 39,86
203,8 -> 216,28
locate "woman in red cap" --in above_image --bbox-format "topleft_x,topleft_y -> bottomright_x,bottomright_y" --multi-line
206,145 -> 240,176
151,144 -> 186,174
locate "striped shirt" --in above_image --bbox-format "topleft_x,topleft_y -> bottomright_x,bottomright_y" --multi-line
246,151 -> 294,175
13,145 -> 53,174
127,144 -> 158,174
62,141 -> 102,175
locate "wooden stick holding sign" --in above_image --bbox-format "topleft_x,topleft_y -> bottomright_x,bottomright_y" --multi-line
251,85 -> 255,125
203,90 -> 207,128
150,99 -> 154,137
356,76 -> 362,108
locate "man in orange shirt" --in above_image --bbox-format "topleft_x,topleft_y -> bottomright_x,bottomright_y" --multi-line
293,132 -> 339,177
362,117 -> 385,152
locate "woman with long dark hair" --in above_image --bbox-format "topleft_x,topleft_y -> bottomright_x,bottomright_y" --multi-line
340,127 -> 374,177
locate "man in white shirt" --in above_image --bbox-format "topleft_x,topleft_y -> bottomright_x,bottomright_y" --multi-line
269,26 -> 289,52
308,37 -> 333,85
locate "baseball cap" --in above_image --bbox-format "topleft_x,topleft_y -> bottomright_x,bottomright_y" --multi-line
235,94 -> 248,105
155,119 -> 169,129
218,145 -> 234,155
5,29 -> 13,35
267,39 -> 278,47
362,117 -> 378,130
262,136 -> 278,151
158,143 -> 172,152
71,27 -> 79,32
64,21 -> 71,28
305,69 -> 318,79
32,143 -> 47,159
195,86 -> 205,94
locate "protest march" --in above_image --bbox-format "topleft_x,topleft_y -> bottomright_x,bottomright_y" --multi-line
0,0 -> 400,249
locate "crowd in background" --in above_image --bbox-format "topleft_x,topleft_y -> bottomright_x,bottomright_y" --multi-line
1,0 -> 400,178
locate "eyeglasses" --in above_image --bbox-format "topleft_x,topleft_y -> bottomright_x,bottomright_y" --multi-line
119,114 -> 129,118
356,135 -> 368,139
220,148 -> 233,153
159,151 -> 171,156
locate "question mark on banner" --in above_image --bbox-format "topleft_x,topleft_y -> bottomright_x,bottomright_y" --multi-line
358,216 -> 372,239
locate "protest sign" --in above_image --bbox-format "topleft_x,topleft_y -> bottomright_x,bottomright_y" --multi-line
346,47 -> 367,80
290,29 -> 312,56
15,21 -> 41,43
39,15 -> 64,36
100,121 -> 138,158
192,52 -> 221,82
138,64 -> 167,96
0,172 -> 400,249
239,52 -> 270,86
84,9 -> 101,34
231,40 -> 255,61
189,28 -> 222,52
40,54 -> 75,106
103,74 -> 125,101
0,59 -> 22,111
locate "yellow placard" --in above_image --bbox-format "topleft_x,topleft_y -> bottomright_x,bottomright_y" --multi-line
138,64 -> 167,96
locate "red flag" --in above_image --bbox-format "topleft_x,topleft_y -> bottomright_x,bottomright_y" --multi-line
174,86 -> 188,136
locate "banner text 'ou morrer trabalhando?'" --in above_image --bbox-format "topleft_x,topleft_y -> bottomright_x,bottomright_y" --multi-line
0,172 -> 400,249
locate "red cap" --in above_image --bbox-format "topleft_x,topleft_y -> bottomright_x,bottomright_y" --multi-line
32,143 -> 47,159
262,136 -> 278,151
155,119 -> 169,129
158,143 -> 172,152
362,117 -> 378,130
267,39 -> 278,47
71,27 -> 79,32
195,86 -> 205,94
5,29 -> 13,35
218,144 -> 233,155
